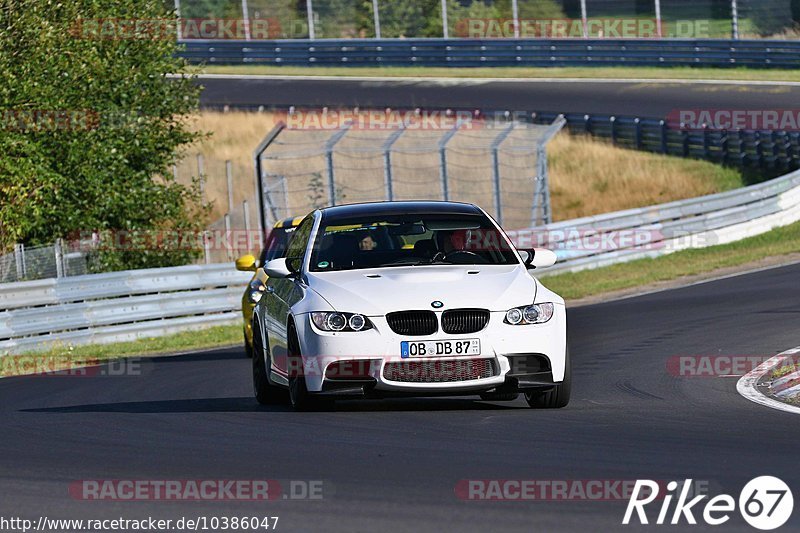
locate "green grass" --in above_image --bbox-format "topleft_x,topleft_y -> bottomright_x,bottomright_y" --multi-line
2,325 -> 242,377
199,65 -> 800,82
541,220 -> 800,300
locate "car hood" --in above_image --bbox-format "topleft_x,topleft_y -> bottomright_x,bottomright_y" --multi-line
306,265 -> 537,315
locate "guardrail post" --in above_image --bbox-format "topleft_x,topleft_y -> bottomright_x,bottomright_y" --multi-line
584,114 -> 592,135
681,125 -> 689,157
610,116 -> 617,145
755,131 -> 763,167
702,124 -> 710,159
54,238 -> 64,279
634,118 -> 642,149
659,120 -> 668,154
491,123 -> 516,226
721,130 -> 730,163
203,231 -> 211,264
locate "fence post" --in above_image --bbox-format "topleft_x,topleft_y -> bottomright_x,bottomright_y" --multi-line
511,0 -> 520,38
203,231 -> 211,264
490,122 -> 516,226
372,0 -> 381,38
441,0 -> 449,38
54,239 -> 64,279
243,200 -> 252,252
197,154 -> 205,199
224,213 -> 233,261
584,114 -> 592,135
702,123 -> 710,159
226,160 -> 235,214
174,0 -> 182,40
731,0 -> 739,39
383,125 -> 406,202
438,124 -> 460,201
659,120 -> 668,154
580,0 -> 588,38
324,123 -> 352,207
14,243 -> 26,280
654,0 -> 662,37
241,0 -> 251,40
306,0 -> 316,39
531,115 -> 566,227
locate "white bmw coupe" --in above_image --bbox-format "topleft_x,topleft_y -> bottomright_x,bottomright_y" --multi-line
251,201 -> 569,410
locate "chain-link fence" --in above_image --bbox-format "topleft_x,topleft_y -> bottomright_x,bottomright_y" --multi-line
173,0 -> 799,40
250,112 -> 565,238
0,241 -> 91,284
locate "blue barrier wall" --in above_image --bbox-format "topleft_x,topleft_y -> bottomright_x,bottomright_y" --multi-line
179,38 -> 800,68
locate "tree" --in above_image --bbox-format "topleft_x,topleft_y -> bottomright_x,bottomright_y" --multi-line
0,0 -> 206,270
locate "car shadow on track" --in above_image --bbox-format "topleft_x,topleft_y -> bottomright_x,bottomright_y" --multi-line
21,397 -> 521,414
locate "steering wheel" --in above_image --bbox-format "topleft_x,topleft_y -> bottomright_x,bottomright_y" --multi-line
439,250 -> 487,264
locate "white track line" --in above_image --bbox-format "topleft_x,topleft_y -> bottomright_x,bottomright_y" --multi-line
187,73 -> 800,87
737,347 -> 800,415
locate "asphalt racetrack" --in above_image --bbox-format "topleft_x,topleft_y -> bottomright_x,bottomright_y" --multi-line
197,75 -> 800,118
2,262 -> 799,532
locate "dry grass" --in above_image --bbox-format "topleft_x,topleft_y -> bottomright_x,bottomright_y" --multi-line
547,134 -> 742,221
180,111 -> 743,225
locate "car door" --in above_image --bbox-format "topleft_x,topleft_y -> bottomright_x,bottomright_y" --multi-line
265,214 -> 315,375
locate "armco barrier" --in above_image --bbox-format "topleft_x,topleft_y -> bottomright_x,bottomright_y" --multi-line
0,264 -> 251,354
526,168 -> 800,275
3,168 -> 800,353
178,38 -> 800,68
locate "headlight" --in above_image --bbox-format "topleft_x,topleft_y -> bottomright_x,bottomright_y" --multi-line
505,303 -> 554,325
247,280 -> 265,303
311,312 -> 373,332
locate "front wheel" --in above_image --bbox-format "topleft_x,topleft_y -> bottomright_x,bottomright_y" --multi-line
525,347 -> 571,409
252,323 -> 286,405
287,324 -> 331,411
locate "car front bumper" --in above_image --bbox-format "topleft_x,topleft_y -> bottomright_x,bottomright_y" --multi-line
293,305 -> 567,395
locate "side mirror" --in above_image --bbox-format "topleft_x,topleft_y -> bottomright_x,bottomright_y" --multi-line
263,258 -> 292,279
235,254 -> 258,272
521,248 -> 557,269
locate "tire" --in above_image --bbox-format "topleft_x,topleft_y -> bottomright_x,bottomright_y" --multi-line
287,324 -> 331,411
479,392 -> 520,401
244,327 -> 253,359
525,347 -> 571,409
252,322 -> 285,405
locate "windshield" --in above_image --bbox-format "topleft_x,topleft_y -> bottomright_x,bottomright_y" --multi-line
309,213 -> 518,272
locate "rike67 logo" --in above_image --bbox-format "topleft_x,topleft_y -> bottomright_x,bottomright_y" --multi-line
624,477 -> 793,530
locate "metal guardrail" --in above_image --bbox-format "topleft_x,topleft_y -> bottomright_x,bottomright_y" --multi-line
0,264 -> 251,354
526,168 -> 800,275
178,38 -> 800,68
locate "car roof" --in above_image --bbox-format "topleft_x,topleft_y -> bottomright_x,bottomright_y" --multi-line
273,215 -> 304,229
319,201 -> 482,222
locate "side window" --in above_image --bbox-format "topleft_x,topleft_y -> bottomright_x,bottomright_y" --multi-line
285,216 -> 314,273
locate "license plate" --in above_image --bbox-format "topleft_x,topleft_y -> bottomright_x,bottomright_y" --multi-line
400,339 -> 480,358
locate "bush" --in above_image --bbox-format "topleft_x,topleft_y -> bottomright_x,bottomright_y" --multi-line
0,0 -> 205,270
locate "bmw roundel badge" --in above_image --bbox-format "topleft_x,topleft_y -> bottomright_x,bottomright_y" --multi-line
431,301 -> 444,309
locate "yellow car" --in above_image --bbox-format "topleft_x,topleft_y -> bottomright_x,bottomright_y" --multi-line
235,216 -> 302,357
